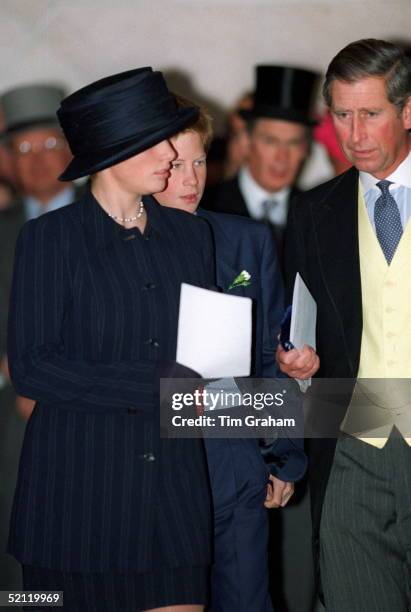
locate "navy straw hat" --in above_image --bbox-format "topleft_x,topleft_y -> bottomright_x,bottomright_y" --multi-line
240,65 -> 319,126
57,67 -> 198,181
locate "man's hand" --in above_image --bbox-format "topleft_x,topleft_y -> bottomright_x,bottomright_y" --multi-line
264,474 -> 294,508
276,344 -> 320,380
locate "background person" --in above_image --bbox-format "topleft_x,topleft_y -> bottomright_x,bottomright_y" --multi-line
0,83 -> 79,419
313,111 -> 352,176
0,82 -> 76,591
7,68 -> 215,612
222,90 -> 253,179
202,65 -> 318,263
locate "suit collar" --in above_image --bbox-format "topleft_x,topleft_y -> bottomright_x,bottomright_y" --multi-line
360,150 -> 411,192
309,166 -> 358,211
225,175 -> 250,217
239,165 -> 290,224
309,167 -> 362,377
196,207 -> 209,219
23,185 -> 76,221
240,165 -> 291,204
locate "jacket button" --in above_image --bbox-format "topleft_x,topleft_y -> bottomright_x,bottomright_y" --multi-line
143,282 -> 156,290
127,407 -> 138,414
146,338 -> 160,347
139,452 -> 156,462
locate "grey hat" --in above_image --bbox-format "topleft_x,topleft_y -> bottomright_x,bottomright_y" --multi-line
0,83 -> 66,136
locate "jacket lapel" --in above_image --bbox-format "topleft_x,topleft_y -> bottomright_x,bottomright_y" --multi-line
311,167 -> 362,377
230,176 -> 251,217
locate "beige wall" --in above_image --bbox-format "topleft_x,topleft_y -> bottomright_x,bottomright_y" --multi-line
1,0 -> 410,132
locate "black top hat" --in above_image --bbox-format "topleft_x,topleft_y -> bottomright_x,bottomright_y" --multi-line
240,65 -> 319,126
57,67 -> 198,181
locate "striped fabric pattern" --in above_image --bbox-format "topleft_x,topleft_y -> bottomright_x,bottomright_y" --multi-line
22,563 -> 208,611
320,434 -> 411,611
7,189 -> 214,572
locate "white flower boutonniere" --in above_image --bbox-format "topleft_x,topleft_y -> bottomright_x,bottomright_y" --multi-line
227,270 -> 251,291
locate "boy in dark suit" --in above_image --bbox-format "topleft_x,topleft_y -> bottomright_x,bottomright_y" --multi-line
156,96 -> 306,611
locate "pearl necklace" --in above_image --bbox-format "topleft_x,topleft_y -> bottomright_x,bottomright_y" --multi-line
108,200 -> 144,223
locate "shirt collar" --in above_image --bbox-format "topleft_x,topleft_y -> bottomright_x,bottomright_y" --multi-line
359,150 -> 411,193
239,165 -> 290,215
80,188 -> 164,251
24,185 -> 75,220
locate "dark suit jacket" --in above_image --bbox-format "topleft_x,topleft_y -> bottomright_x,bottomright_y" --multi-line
284,166 -> 363,576
202,174 -> 301,260
7,190 -> 214,572
0,187 -> 82,358
0,199 -> 26,357
199,208 -> 283,378
198,209 -> 307,483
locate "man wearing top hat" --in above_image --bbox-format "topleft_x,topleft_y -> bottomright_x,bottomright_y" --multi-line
203,66 -> 319,260
0,83 -> 76,590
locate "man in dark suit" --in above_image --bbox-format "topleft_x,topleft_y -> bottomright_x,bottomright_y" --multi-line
278,39 -> 411,611
0,83 -> 76,590
156,98 -> 307,611
203,66 -> 318,260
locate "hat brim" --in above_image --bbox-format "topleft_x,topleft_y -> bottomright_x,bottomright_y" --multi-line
239,107 -> 317,127
0,118 -> 61,144
59,106 -> 198,181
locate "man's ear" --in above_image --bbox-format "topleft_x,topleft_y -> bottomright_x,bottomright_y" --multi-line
401,95 -> 411,130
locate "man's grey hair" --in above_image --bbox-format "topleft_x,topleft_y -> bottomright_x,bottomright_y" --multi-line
323,39 -> 411,111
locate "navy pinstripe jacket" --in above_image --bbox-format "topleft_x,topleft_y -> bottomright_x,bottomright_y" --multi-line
7,189 -> 214,572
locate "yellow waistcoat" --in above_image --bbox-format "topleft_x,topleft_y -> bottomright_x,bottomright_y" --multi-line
340,183 -> 411,447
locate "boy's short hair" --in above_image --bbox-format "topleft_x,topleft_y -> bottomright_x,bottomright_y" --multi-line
173,93 -> 213,151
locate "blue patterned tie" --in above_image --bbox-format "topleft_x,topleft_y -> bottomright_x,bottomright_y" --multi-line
374,180 -> 403,264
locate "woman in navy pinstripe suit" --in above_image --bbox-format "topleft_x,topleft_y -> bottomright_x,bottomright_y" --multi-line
7,69 -> 214,611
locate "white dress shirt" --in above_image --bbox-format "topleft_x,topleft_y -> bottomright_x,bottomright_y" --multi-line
24,185 -> 76,221
360,150 -> 411,233
238,165 -> 290,227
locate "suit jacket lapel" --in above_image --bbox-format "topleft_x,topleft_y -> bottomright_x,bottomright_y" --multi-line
311,167 -> 362,377
231,175 -> 250,217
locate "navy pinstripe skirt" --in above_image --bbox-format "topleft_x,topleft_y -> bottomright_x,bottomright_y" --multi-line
22,564 -> 209,611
